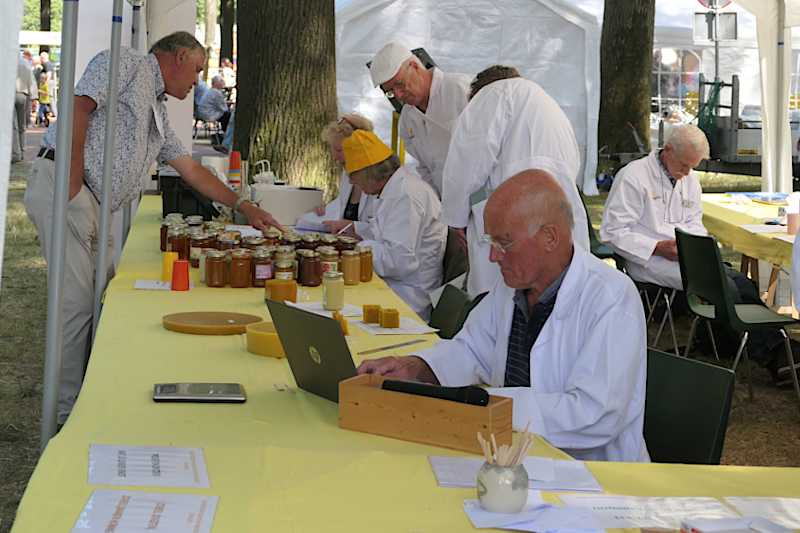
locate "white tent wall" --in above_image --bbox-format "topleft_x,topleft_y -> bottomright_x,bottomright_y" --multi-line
335,0 -> 601,194
1,1 -> 24,288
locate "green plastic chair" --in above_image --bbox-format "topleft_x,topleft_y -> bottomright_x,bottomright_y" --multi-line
644,349 -> 735,464
675,229 -> 800,407
578,191 -> 616,262
442,228 -> 468,285
429,285 -> 487,340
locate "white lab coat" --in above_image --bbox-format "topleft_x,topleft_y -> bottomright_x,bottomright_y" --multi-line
358,166 -> 447,318
418,248 -> 649,462
441,78 -> 589,296
600,151 -> 706,290
297,171 -> 377,238
399,68 -> 472,197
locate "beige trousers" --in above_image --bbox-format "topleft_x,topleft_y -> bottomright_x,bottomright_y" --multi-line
24,157 -> 114,424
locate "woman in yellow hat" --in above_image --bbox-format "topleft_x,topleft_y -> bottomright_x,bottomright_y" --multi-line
327,130 -> 447,319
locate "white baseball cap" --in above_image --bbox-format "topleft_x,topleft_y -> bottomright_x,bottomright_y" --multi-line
369,42 -> 413,87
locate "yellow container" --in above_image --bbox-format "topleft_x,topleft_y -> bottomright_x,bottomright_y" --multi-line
245,321 -> 286,358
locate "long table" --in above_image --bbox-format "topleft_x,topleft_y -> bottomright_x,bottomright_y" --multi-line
12,197 -> 800,531
702,193 -> 795,307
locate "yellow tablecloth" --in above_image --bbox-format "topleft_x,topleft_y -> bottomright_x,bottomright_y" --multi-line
702,193 -> 794,268
12,197 -> 800,532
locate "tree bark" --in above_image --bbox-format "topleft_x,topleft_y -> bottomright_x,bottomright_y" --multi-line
598,0 -> 655,157
39,0 -> 51,53
203,0 -> 217,79
235,0 -> 338,191
219,0 -> 235,63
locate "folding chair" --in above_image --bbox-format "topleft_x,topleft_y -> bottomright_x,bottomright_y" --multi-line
676,229 -> 800,408
644,348 -> 735,464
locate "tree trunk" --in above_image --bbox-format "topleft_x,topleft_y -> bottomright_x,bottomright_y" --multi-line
39,0 -> 51,53
203,0 -> 217,80
219,0 -> 235,63
235,0 -> 338,191
598,0 -> 655,158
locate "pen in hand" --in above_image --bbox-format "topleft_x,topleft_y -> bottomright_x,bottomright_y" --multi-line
336,222 -> 354,235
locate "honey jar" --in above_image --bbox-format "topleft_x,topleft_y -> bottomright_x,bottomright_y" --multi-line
341,250 -> 361,286
359,245 -> 373,282
252,248 -> 273,288
318,246 -> 339,274
167,226 -> 190,261
229,249 -> 252,288
205,250 -> 227,288
322,271 -> 345,311
242,236 -> 266,250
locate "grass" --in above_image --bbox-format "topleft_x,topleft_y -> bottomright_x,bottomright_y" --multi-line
0,162 -> 797,530
0,160 -> 47,533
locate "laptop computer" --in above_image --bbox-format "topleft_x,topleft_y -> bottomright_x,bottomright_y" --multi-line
266,300 -> 357,402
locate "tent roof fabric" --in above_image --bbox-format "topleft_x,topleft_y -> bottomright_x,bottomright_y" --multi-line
335,0 -> 601,193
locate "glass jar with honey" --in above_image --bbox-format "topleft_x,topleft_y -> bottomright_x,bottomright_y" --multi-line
359,245 -> 373,282
229,249 -> 253,288
251,248 -> 273,287
341,250 -> 361,285
205,250 -> 227,288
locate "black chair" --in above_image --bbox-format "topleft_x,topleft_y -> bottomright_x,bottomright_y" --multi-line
429,285 -> 487,340
676,228 -> 800,407
644,348 -> 735,464
578,191 -> 618,265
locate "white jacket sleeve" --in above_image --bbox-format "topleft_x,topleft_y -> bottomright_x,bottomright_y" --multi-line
441,89 -> 507,229
359,194 -> 422,280
488,287 -> 646,449
401,130 -> 432,187
417,291 -> 498,386
600,169 -> 659,262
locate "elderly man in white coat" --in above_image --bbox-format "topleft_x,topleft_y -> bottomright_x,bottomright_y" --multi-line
602,125 -> 791,376
600,125 -> 708,290
442,66 -> 590,296
339,130 -> 447,319
368,42 -> 471,198
359,170 -> 648,462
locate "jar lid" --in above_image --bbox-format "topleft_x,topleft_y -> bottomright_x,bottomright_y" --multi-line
190,231 -> 209,240
338,236 -> 358,244
317,246 -> 337,254
283,233 -> 301,242
297,249 -> 314,257
323,271 -> 344,280
232,249 -> 252,258
253,248 -> 272,258
302,233 -> 319,242
342,250 -> 359,256
358,245 -> 372,253
218,236 -> 239,244
275,259 -> 294,268
244,236 -> 266,245
164,212 -> 184,221
167,226 -> 187,236
321,234 -> 338,243
206,250 -> 226,258
265,227 -> 283,238
186,215 -> 204,224
275,245 -> 295,254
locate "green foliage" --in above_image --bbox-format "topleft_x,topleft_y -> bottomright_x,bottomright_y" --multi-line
22,0 -> 62,32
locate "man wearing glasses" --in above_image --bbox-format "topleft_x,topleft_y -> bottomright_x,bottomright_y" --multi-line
358,170 -> 649,462
369,42 -> 471,198
601,125 -> 792,380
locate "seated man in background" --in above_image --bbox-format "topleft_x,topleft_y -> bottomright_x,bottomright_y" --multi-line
601,124 -> 791,377
335,130 -> 446,319
197,75 -> 231,140
358,170 -> 649,462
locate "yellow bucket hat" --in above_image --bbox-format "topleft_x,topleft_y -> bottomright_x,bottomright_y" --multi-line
342,130 -> 393,174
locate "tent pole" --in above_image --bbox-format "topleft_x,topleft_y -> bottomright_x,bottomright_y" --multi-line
776,0 -> 786,192
92,0 -> 125,339
40,0 -> 80,449
121,1 -> 145,244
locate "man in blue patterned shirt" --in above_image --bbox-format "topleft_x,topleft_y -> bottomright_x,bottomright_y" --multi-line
24,31 -> 281,425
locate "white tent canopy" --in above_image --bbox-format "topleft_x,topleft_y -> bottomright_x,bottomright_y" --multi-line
335,0 -> 601,194
738,0 -> 799,192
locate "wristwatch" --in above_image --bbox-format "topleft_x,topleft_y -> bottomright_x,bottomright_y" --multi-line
233,197 -> 252,213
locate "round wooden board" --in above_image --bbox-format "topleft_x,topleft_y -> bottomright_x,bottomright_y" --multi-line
162,312 -> 264,335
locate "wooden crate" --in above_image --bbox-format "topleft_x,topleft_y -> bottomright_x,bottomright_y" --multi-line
338,374 -> 513,454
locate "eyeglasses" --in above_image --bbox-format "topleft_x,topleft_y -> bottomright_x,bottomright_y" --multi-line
383,63 -> 411,100
480,234 -> 516,255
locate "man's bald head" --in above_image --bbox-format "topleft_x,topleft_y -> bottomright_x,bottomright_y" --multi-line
486,169 -> 574,239
484,169 -> 575,292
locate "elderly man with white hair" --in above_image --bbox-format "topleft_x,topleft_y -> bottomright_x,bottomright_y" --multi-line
601,124 -> 792,377
368,42 -> 471,198
197,74 -> 231,135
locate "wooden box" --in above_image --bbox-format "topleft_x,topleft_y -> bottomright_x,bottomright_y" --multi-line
338,374 -> 513,454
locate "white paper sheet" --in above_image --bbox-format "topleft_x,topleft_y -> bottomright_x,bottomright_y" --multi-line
134,280 -> 195,290
88,445 -> 210,488
462,491 -> 547,528
286,301 -> 362,318
740,224 -> 786,234
429,456 -> 555,487
428,456 -> 602,492
224,224 -> 263,238
354,317 -> 438,335
559,495 -> 739,529
71,490 -> 218,533
682,516 -> 792,533
775,234 -> 796,243
294,214 -> 329,232
725,498 -> 800,529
